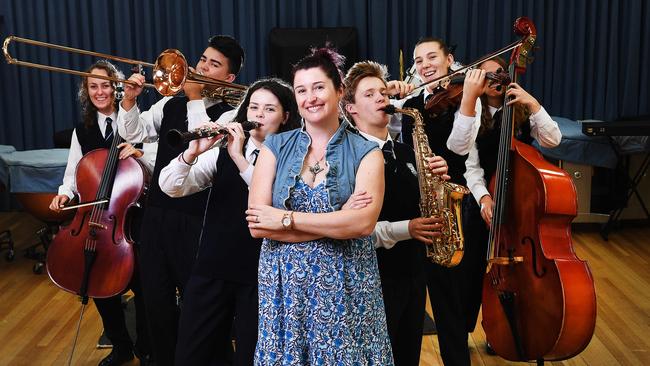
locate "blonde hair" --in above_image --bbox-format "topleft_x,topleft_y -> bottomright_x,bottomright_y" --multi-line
341,61 -> 389,123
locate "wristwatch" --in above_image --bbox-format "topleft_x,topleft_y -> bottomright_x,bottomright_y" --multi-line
281,211 -> 294,230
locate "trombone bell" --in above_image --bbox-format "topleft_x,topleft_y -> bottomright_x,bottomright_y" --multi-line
152,49 -> 189,96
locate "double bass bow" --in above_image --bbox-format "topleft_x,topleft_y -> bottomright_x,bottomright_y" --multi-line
481,17 -> 596,364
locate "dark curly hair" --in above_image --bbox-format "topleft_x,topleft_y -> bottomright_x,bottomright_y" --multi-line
291,45 -> 346,90
78,60 -> 123,128
234,78 -> 300,133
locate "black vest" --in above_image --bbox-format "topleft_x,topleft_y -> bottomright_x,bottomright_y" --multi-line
402,92 -> 468,186
476,109 -> 533,184
147,97 -> 232,216
75,120 -> 112,155
375,141 -> 426,279
192,146 -> 262,284
75,118 -> 144,239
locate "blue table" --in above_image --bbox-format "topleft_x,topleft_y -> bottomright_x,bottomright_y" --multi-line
533,117 -> 618,169
0,145 -> 17,211
0,149 -> 69,193
0,145 -> 17,188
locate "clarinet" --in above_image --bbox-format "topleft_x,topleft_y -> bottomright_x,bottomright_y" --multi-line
166,120 -> 260,148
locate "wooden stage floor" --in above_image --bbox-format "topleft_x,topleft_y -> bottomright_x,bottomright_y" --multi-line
0,212 -> 648,365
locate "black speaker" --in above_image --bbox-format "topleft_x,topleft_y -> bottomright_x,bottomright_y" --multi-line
269,27 -> 358,82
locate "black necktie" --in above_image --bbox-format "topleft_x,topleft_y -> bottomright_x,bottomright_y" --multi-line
104,117 -> 114,143
382,140 -> 395,160
251,149 -> 260,165
381,140 -> 397,172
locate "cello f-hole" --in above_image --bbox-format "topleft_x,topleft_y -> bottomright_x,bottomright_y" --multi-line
108,214 -> 119,244
70,212 -> 89,237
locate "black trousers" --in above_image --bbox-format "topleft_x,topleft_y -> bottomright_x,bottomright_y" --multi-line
175,276 -> 258,366
138,206 -> 204,366
426,260 -> 469,366
381,273 -> 427,366
426,196 -> 489,366
459,197 -> 489,333
94,247 -> 151,355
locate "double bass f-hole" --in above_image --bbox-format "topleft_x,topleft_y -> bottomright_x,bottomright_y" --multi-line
521,236 -> 546,278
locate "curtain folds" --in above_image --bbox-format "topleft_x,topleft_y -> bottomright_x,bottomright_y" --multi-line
1,0 -> 647,149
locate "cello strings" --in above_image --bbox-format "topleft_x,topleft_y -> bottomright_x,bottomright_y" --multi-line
87,132 -> 123,249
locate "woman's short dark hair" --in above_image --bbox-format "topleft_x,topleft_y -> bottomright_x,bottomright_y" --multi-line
208,35 -> 245,76
291,45 -> 345,91
78,60 -> 123,128
234,78 -> 300,133
414,37 -> 453,57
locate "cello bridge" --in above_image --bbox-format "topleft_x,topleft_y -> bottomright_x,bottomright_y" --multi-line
489,256 -> 524,266
88,222 -> 107,230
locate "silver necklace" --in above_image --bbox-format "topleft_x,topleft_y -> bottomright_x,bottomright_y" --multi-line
307,153 -> 326,180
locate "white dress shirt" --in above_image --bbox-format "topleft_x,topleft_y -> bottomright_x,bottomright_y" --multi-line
446,97 -> 482,155
117,97 -> 221,143
158,139 -> 259,198
359,131 -> 412,250
215,108 -> 238,126
464,105 -> 562,204
58,112 -> 156,199
387,95 -> 415,138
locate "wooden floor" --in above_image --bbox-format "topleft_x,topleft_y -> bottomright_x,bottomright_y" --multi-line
0,212 -> 648,366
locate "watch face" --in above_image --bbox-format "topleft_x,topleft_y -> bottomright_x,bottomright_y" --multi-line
282,216 -> 291,227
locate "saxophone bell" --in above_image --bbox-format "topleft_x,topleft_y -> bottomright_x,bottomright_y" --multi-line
390,106 -> 470,267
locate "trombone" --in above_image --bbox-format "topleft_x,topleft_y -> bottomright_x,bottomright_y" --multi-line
3,35 -> 246,105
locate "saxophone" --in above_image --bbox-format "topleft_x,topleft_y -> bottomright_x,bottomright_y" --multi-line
383,105 -> 470,267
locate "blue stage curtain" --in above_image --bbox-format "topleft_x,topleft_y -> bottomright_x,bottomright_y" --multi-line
1,0 -> 647,149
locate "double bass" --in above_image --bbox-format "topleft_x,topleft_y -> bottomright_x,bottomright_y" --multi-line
46,131 -> 149,300
481,17 -> 596,364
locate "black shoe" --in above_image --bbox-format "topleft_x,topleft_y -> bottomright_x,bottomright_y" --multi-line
485,342 -> 497,355
98,347 -> 134,366
134,348 -> 154,366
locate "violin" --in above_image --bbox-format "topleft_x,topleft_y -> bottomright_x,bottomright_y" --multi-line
423,70 -> 511,116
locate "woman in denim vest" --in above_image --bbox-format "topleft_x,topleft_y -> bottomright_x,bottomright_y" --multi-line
247,47 -> 393,365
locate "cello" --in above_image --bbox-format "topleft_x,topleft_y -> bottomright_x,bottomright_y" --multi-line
45,126 -> 149,364
47,131 -> 148,299
481,17 -> 596,364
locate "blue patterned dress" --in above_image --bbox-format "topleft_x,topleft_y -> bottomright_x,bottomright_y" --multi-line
255,178 -> 394,365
